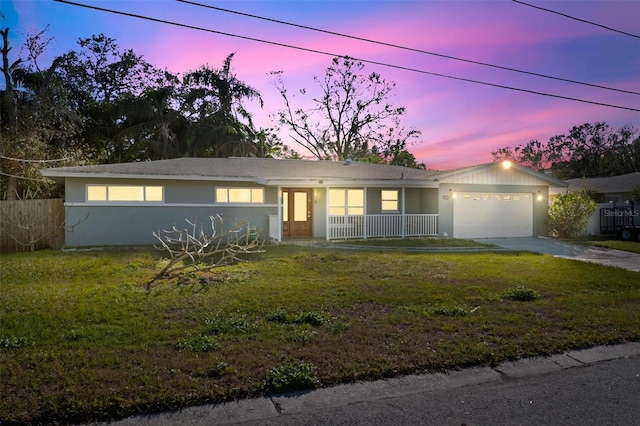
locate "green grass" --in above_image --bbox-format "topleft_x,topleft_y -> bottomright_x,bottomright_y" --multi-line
589,240 -> 640,254
1,246 -> 639,424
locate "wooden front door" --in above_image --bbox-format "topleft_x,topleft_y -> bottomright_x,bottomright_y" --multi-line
282,189 -> 313,237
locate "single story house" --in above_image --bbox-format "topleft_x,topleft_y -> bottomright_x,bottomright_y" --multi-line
41,157 -> 567,247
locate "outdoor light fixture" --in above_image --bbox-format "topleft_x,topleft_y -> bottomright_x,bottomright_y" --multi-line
537,191 -> 543,202
502,160 -> 512,169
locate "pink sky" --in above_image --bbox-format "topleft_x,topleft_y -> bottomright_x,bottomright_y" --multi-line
3,0 -> 639,170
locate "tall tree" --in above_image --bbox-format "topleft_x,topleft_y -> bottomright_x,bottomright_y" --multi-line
55,34 -> 176,163
491,122 -> 640,179
181,53 -> 263,157
273,57 -> 421,163
1,26 -> 83,199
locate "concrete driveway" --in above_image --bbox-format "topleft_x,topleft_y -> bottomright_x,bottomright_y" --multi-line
476,237 -> 640,272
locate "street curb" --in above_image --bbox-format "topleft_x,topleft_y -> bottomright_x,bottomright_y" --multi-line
97,342 -> 640,425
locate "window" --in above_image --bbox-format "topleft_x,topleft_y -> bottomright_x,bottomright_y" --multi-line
381,190 -> 399,212
328,189 -> 364,215
86,185 -> 164,202
216,187 -> 264,204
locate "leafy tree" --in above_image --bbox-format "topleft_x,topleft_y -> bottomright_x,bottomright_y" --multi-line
1,26 -> 84,200
492,122 -> 640,179
181,53 -> 263,158
491,139 -> 547,171
547,190 -> 597,238
273,57 -> 421,163
54,34 -> 176,164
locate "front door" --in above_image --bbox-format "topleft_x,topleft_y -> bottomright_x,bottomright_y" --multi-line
282,189 -> 313,237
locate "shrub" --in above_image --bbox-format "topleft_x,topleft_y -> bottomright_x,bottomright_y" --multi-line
502,286 -> 540,302
547,190 -> 597,238
263,360 -> 319,393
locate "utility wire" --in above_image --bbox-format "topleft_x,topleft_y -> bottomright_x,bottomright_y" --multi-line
0,172 -> 51,182
54,0 -> 640,112
0,155 -> 70,163
513,0 -> 640,39
178,0 -> 640,96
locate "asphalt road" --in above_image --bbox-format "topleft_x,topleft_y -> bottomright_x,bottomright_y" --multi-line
94,343 -> 640,426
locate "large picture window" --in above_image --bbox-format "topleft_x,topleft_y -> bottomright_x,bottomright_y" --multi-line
329,189 -> 364,215
216,187 -> 264,204
86,185 -> 163,202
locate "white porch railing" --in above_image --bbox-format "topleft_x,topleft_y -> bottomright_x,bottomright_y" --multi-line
328,214 -> 438,240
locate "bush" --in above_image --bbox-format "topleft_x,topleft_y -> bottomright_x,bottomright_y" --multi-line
547,190 -> 597,238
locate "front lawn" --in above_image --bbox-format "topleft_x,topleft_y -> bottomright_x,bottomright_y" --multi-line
1,246 -> 638,424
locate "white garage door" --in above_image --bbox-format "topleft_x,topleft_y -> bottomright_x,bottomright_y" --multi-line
453,192 -> 533,238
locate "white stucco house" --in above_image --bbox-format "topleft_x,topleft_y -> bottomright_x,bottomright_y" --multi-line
41,157 -> 567,247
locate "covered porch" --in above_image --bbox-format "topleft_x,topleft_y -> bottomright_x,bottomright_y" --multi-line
269,186 -> 439,242
327,214 -> 438,239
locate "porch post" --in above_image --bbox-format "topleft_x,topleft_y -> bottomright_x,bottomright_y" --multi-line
278,186 -> 283,241
326,186 -> 330,240
363,187 -> 368,239
401,187 -> 406,238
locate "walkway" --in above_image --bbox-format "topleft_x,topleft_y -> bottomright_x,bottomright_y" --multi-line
476,237 -> 640,272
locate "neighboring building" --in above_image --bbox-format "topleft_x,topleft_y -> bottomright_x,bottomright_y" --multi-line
550,172 -> 640,235
41,157 -> 567,247
563,172 -> 640,203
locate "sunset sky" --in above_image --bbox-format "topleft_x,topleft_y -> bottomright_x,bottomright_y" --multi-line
2,0 -> 639,170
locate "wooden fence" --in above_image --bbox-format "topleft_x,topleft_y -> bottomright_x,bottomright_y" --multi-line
0,199 -> 65,252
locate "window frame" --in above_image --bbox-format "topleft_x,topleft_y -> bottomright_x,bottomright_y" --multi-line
216,187 -> 265,204
86,184 -> 164,203
380,189 -> 399,213
328,188 -> 364,216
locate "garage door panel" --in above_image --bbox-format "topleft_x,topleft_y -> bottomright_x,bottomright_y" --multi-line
453,193 -> 532,238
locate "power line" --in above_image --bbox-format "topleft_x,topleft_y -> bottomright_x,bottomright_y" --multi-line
0,172 -> 51,182
54,0 -> 640,112
0,155 -> 70,163
513,0 -> 640,39
178,0 -> 640,96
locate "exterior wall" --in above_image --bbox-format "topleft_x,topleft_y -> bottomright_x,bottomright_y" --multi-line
407,188 -> 438,214
64,177 -> 277,247
313,188 -> 327,238
446,168 -> 550,186
438,183 -> 550,238
364,187 -> 438,215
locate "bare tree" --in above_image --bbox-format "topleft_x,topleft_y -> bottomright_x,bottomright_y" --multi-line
151,215 -> 264,283
273,57 -> 420,162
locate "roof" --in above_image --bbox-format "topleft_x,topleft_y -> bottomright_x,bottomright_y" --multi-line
429,161 -> 567,187
565,172 -> 640,194
41,157 -> 438,185
41,157 -> 567,187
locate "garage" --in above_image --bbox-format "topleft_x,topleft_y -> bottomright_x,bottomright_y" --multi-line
453,192 -> 533,238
